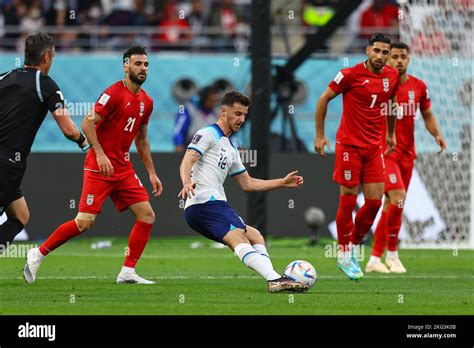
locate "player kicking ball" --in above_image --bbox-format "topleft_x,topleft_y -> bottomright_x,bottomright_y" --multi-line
314,33 -> 400,280
179,91 -> 307,293
365,42 -> 447,274
24,46 -> 163,284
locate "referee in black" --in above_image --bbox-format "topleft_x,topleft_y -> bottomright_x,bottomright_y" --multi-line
0,33 -> 87,250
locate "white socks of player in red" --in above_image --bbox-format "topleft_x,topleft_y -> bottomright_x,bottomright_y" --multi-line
234,243 -> 281,281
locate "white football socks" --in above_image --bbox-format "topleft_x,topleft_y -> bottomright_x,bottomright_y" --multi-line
386,250 -> 399,259
369,255 -> 381,264
234,243 -> 281,281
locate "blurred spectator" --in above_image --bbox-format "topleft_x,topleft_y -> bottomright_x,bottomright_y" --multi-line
359,0 -> 398,39
209,0 -> 241,38
173,85 -> 220,152
156,1 -> 191,45
411,15 -> 451,55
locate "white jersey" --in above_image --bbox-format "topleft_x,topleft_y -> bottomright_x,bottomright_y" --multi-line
185,124 -> 246,209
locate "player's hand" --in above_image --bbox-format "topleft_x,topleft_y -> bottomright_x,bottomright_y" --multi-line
315,135 -> 331,158
282,170 -> 304,188
385,134 -> 396,155
435,135 -> 447,154
96,153 -> 114,177
150,174 -> 163,197
178,182 -> 196,200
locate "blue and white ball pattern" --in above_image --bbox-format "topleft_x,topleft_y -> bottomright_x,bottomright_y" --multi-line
284,260 -> 317,288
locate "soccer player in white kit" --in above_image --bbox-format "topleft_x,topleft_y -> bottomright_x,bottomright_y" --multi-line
179,91 -> 308,293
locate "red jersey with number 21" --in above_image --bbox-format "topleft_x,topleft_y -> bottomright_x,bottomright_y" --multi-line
328,62 -> 399,149
84,80 -> 153,173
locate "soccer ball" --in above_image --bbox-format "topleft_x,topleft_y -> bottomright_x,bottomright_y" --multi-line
284,260 -> 317,288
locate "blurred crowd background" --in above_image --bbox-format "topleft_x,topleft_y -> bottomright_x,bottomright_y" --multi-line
0,0 -> 408,53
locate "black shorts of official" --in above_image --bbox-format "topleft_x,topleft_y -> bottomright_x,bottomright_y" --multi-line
0,149 -> 26,213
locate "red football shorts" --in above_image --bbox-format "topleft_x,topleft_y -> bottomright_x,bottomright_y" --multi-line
384,155 -> 414,192
79,169 -> 149,214
333,143 -> 385,187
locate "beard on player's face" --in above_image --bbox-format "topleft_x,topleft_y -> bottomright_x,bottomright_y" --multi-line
129,70 -> 147,85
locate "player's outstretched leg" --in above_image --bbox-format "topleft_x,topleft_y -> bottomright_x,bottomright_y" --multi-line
366,196 -> 390,273
116,202 -> 155,285
224,228 -> 308,293
24,215 -> 93,283
245,225 -> 276,269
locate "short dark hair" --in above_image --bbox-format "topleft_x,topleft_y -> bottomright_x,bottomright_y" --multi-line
390,41 -> 410,53
368,33 -> 391,46
123,46 -> 147,64
24,33 -> 54,66
221,91 -> 251,107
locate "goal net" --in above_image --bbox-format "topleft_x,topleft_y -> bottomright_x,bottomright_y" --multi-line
396,0 -> 473,249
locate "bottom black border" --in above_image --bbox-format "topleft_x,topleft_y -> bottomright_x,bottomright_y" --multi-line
0,315 -> 472,346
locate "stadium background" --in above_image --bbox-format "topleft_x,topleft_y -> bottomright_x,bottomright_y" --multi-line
0,0 -> 472,248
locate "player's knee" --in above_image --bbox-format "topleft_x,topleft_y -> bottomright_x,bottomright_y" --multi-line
389,191 -> 406,208
246,226 -> 264,244
138,209 -> 155,224
75,218 -> 95,232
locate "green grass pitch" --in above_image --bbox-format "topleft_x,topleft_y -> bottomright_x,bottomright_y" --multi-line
0,236 -> 473,315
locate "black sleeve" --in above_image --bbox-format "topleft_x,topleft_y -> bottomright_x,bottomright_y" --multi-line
40,74 -> 65,113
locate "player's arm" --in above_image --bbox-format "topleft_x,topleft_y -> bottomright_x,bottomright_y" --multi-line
41,75 -> 87,149
421,108 -> 447,154
178,149 -> 201,199
233,170 -> 303,193
134,125 -> 163,197
314,87 -> 337,157
51,108 -> 87,149
385,95 -> 397,155
81,109 -> 114,177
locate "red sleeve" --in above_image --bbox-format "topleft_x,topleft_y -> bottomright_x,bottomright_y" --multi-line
93,85 -> 119,120
419,80 -> 431,111
142,98 -> 153,126
328,68 -> 353,95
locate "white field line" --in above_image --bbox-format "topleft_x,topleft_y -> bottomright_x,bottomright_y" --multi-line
0,275 -> 472,280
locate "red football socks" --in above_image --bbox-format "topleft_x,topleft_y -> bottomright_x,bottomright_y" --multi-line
336,194 -> 357,252
124,220 -> 153,268
372,210 -> 387,257
39,220 -> 81,256
386,204 -> 404,252
351,198 -> 382,245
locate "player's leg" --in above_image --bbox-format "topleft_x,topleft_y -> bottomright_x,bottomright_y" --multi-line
23,212 -> 97,283
223,228 -> 307,293
0,196 -> 29,250
349,181 -> 383,274
243,225 -> 279,279
111,171 -> 155,284
332,143 -> 363,280
0,159 -> 28,250
24,170 -> 110,283
384,189 -> 407,273
366,195 -> 391,273
384,159 -> 414,273
116,201 -> 155,284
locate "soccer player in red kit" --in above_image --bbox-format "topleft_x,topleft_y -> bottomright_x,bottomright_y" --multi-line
314,33 -> 399,280
366,42 -> 447,274
24,46 -> 163,284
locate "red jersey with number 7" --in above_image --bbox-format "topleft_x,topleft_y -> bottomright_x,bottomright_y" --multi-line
84,80 -> 153,173
328,62 -> 399,149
